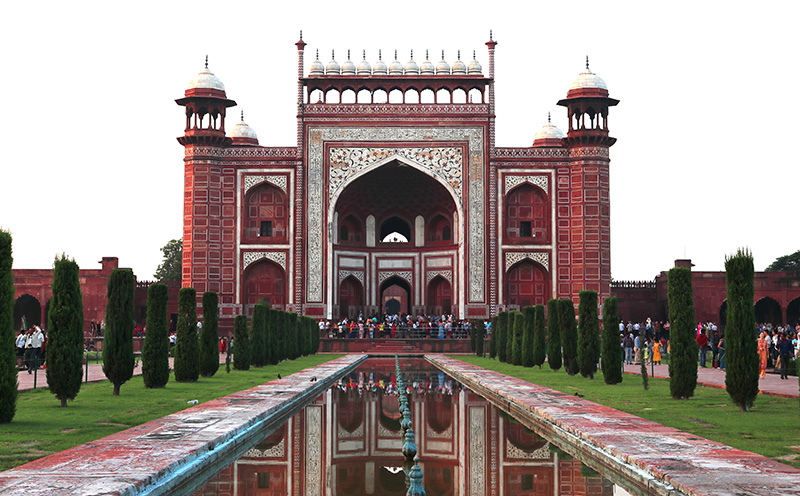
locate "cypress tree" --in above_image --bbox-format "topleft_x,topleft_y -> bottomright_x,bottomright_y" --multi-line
470,318 -> 477,353
303,317 -> 314,356
577,290 -> 601,379
521,306 -> 535,367
546,299 -> 562,372
294,313 -> 305,359
476,320 -> 485,357
509,311 -> 522,365
724,249 -> 759,411
560,299 -> 580,376
199,292 -> 219,377
250,303 -> 268,367
0,230 -> 17,422
287,312 -> 299,360
667,267 -> 698,400
497,312 -> 509,362
142,283 -> 169,388
232,314 -> 250,370
102,268 -> 135,396
640,349 -> 649,390
309,317 -> 320,355
174,287 -> 199,382
45,256 -> 84,406
488,316 -> 498,359
532,305 -> 546,369
601,296 -> 623,384
506,311 -> 516,363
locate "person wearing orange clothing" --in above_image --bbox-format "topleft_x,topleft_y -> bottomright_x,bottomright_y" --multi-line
757,331 -> 769,379
652,340 -> 662,365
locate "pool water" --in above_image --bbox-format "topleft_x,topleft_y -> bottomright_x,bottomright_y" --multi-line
192,358 -> 629,496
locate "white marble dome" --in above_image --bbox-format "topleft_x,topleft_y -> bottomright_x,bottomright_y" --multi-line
404,51 -> 419,75
436,52 -> 450,75
188,66 -> 225,91
420,52 -> 435,75
389,51 -> 404,75
326,52 -> 341,75
357,51 -> 372,75
467,52 -> 483,75
373,51 -> 388,75
569,61 -> 607,90
452,52 -> 467,75
341,52 -> 356,75
309,50 -> 324,75
534,120 -> 565,140
227,113 -> 258,141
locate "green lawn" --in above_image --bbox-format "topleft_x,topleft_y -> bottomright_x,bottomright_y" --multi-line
453,355 -> 800,469
0,354 -> 342,471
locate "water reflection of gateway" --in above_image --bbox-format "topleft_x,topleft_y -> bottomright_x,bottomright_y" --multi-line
195,360 -> 613,495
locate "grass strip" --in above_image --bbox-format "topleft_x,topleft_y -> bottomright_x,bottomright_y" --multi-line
452,355 -> 800,469
0,354 -> 342,471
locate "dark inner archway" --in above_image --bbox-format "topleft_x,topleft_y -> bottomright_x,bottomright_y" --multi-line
754,297 -> 782,326
381,276 -> 411,316
14,294 -> 41,330
787,297 -> 800,327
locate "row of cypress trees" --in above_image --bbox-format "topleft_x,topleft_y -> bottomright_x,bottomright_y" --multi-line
232,299 -> 320,370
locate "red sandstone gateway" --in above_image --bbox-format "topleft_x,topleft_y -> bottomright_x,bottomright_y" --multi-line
175,34 -> 617,329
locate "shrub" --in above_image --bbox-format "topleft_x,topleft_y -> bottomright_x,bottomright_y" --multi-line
497,311 -> 509,363
546,299 -> 562,372
511,311 -> 524,366
488,315 -> 498,359
532,305 -> 546,369
102,268 -> 135,395
142,283 -> 169,388
521,306 -> 535,367
250,303 -> 268,367
174,287 -> 199,382
724,249 -> 759,411
476,320 -> 485,357
0,230 -> 17,422
577,290 -> 601,379
199,292 -> 219,378
560,299 -> 579,376
232,315 -> 250,371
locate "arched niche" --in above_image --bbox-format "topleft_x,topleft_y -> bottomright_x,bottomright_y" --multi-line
242,259 -> 285,309
427,275 -> 452,315
504,183 -> 550,245
505,260 -> 550,308
13,294 -> 41,330
755,296 -> 782,325
243,182 -> 288,244
339,275 -> 363,320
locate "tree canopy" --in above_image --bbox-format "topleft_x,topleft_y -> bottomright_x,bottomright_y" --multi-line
154,239 -> 182,282
764,249 -> 800,272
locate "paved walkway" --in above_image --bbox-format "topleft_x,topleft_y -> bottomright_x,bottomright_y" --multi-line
622,362 -> 799,398
16,353 -> 230,391
429,354 -> 800,496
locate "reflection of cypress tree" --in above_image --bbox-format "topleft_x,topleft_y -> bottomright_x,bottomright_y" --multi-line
667,267 -> 698,399
497,312 -> 509,363
577,290 -> 600,379
0,230 -> 17,422
532,305 -> 546,369
47,256 -> 86,405
724,249 -> 759,411
560,299 -> 580,376
199,292 -> 219,377
142,283 -> 169,388
250,303 -> 268,367
521,307 -> 535,367
102,268 -> 136,395
511,311 -> 524,365
601,296 -> 622,384
174,287 -> 199,382
232,315 -> 250,370
476,320 -> 485,357
546,299 -> 562,372
488,315 -> 498,359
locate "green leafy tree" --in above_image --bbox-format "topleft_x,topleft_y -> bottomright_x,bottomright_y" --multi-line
488,316 -> 498,359
476,320 -> 485,357
154,239 -> 182,282
640,349 -> 649,390
102,268 -> 135,396
601,296 -> 622,384
521,306 -> 535,367
0,230 -> 17,422
724,249 -> 759,411
506,311 -> 517,363
532,305 -> 546,369
233,315 -> 250,370
577,291 -> 601,379
667,267 -> 698,399
174,287 -> 199,382
497,312 -> 509,362
764,249 -> 800,272
546,299 -> 562,372
199,292 -> 219,377
142,283 -> 169,388
560,299 -> 580,376
250,302 -> 268,367
46,256 -> 84,406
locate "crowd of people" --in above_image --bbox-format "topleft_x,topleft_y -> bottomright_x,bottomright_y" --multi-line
15,325 -> 46,373
320,312 -> 478,340
335,370 -> 462,396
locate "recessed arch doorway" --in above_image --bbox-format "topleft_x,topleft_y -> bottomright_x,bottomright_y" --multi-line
381,276 -> 411,316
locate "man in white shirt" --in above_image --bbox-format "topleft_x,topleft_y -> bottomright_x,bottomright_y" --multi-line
15,330 -> 26,368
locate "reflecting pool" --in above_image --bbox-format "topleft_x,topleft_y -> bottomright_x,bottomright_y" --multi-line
192,358 -> 630,495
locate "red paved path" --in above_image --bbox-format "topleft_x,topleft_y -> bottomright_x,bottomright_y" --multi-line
622,362 -> 799,398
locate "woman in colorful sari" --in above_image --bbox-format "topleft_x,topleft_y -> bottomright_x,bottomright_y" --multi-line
757,331 -> 769,379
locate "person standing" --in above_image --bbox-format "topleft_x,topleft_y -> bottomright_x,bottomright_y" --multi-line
696,330 -> 709,367
757,331 -> 768,379
623,333 -> 634,365
15,330 -> 26,369
778,333 -> 794,380
717,335 -> 725,370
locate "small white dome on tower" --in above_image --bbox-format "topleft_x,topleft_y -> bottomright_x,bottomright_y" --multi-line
389,50 -> 404,75
357,50 -> 372,75
326,51 -> 341,75
309,50 -> 324,75
467,51 -> 483,75
436,51 -> 450,75
452,51 -> 467,75
227,111 -> 259,145
373,50 -> 388,75
569,57 -> 607,90
533,113 -> 565,147
341,50 -> 356,75
420,51 -> 435,75
188,57 -> 225,91
404,51 -> 419,75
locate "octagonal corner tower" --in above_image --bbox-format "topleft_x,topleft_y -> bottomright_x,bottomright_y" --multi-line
176,37 -> 618,328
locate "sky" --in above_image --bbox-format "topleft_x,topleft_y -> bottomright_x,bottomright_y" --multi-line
1,1 -> 797,282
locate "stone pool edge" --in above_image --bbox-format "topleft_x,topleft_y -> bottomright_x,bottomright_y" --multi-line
426,354 -> 800,496
0,354 -> 368,496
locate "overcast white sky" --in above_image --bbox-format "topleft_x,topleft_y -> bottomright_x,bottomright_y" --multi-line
1,1 -> 797,281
